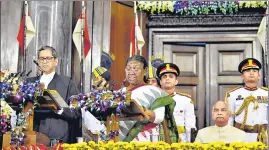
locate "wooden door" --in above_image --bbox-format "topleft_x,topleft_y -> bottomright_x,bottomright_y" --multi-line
163,42 -> 254,128
163,44 -> 205,129
206,43 -> 252,125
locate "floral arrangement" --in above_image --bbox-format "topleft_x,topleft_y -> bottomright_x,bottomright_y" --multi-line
69,89 -> 129,117
0,113 -> 11,134
3,141 -> 268,150
137,1 -> 267,15
61,141 -> 268,150
100,130 -> 119,141
0,72 -> 42,146
69,89 -> 130,141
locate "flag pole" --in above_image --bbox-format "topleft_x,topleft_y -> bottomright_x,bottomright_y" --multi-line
265,1 -> 269,144
134,1 -> 138,55
80,1 -> 85,93
263,6 -> 269,87
90,1 -> 94,91
139,10 -> 143,56
23,1 -> 28,71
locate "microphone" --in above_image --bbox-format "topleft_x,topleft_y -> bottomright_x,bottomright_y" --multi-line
20,70 -> 26,77
11,72 -> 20,84
14,72 -> 20,78
26,70 -> 32,77
121,78 -> 128,88
109,80 -> 118,91
3,73 -> 13,82
7,73 -> 14,80
33,60 -> 43,76
33,60 -> 39,67
16,70 -> 26,83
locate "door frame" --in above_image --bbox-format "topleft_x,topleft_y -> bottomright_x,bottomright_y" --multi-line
148,27 -> 263,127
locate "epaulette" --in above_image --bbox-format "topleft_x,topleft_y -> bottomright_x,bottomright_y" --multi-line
225,86 -> 242,95
177,92 -> 191,98
224,86 -> 242,103
261,87 -> 268,91
177,92 -> 194,104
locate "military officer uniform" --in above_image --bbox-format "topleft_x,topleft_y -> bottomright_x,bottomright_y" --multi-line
156,63 -> 196,142
172,92 -> 196,142
225,58 -> 268,143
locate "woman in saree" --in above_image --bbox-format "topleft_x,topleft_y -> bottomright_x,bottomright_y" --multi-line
119,55 -> 178,142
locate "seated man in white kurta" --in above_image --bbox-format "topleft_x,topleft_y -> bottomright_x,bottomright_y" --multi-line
195,101 -> 246,143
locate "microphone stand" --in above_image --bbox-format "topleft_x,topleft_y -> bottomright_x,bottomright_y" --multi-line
16,70 -> 26,84
10,72 -> 20,84
109,80 -> 118,91
26,70 -> 32,77
3,73 -> 14,83
121,78 -> 129,88
33,60 -> 43,78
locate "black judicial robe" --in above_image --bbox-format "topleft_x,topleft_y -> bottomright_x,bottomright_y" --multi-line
27,73 -> 82,143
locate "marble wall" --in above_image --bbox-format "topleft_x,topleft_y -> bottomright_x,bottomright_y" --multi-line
1,1 -> 111,92
1,1 -> 22,72
27,1 -> 73,76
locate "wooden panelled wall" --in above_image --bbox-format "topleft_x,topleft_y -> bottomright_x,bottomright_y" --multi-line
110,2 -> 148,90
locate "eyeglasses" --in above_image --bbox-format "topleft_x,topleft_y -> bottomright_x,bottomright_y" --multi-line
38,57 -> 55,62
125,66 -> 143,72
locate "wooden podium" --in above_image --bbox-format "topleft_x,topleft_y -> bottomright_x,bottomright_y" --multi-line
2,89 -> 67,148
2,103 -> 36,148
100,92 -> 173,143
101,92 -> 150,142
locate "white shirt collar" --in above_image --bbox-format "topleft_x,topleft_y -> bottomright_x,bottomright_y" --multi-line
40,71 -> 55,89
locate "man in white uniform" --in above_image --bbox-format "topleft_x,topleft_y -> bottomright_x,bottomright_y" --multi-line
156,63 -> 196,142
225,58 -> 268,144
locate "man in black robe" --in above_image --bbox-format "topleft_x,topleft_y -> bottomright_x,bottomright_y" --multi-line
27,46 -> 81,145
